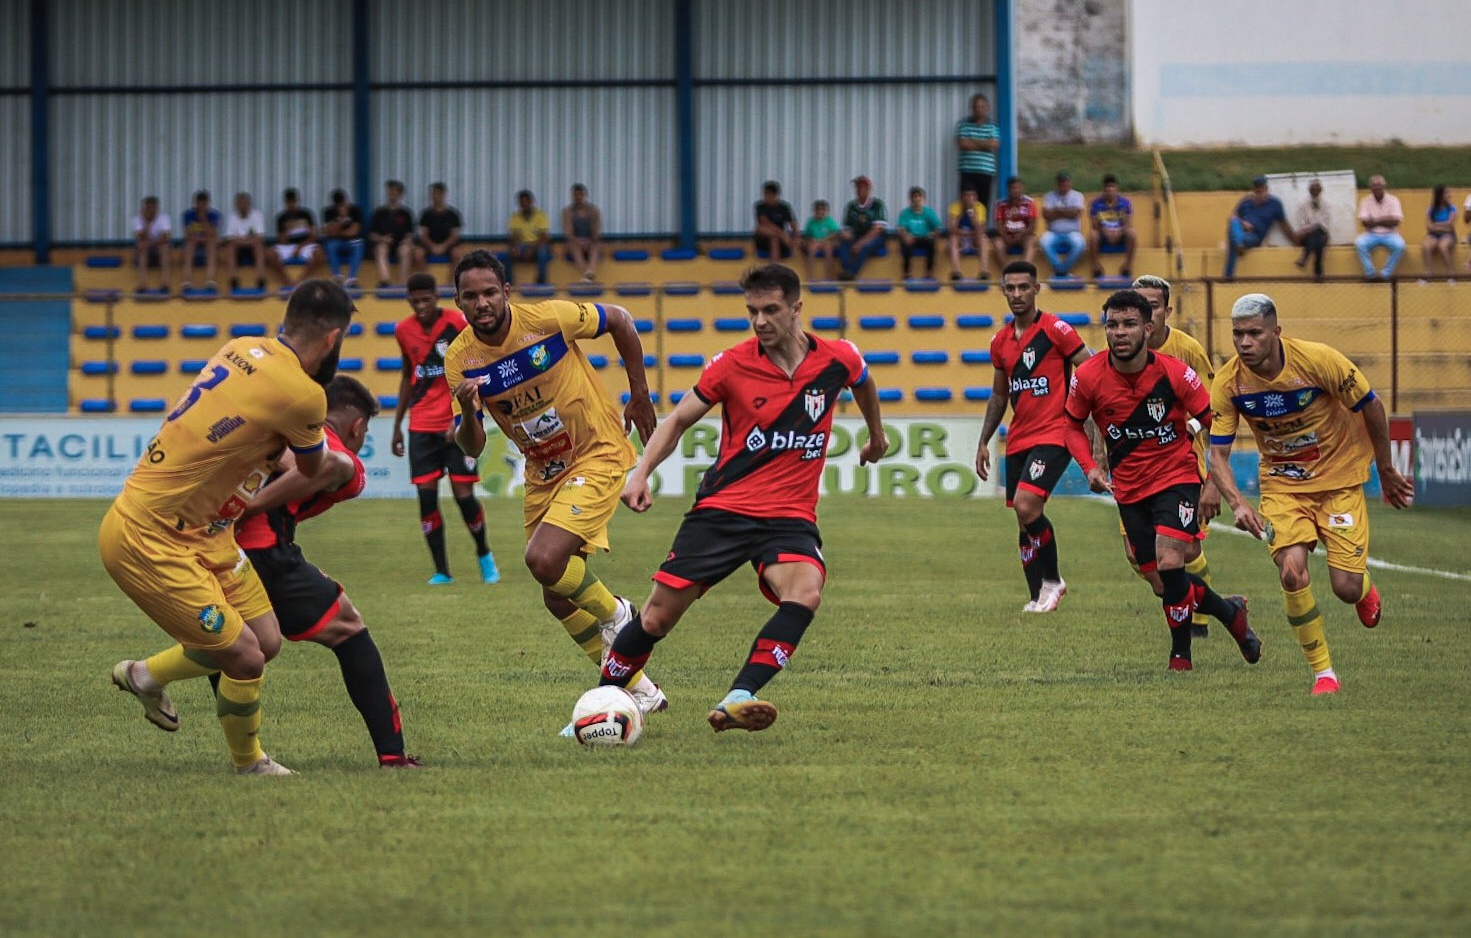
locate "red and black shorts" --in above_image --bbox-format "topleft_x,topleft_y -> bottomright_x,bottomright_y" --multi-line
245,543 -> 343,642
409,430 -> 479,486
654,508 -> 825,606
1117,482 -> 1202,575
1004,444 -> 1071,506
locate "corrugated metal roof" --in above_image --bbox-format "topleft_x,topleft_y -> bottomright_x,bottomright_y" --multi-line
0,98 -> 29,243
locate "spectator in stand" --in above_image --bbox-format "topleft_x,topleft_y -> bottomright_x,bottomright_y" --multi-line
369,180 -> 416,287
562,183 -> 603,281
753,180 -> 798,260
1040,171 -> 1086,278
1464,190 -> 1471,272
1354,175 -> 1405,281
264,187 -> 322,288
895,186 -> 943,279
1224,175 -> 1293,279
955,92 -> 1000,210
800,199 -> 840,282
1420,184 -> 1456,282
946,186 -> 988,281
180,190 -> 221,290
836,175 -> 888,281
1088,174 -> 1137,279
989,176 -> 1039,274
414,182 -> 464,270
1292,179 -> 1332,281
507,189 -> 551,285
131,196 -> 173,294
321,188 -> 365,287
223,191 -> 267,292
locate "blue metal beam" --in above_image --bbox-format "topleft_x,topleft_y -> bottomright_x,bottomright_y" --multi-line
994,0 -> 1016,185
30,0 -> 50,264
675,0 -> 696,250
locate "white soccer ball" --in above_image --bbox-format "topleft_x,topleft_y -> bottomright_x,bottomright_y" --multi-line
571,685 -> 643,747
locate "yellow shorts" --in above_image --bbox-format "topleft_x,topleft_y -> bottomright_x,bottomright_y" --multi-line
521,465 -> 626,552
98,503 -> 272,650
1260,487 -> 1370,575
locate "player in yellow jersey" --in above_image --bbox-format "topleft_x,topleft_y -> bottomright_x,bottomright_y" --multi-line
1132,275 -> 1221,639
443,250 -> 668,719
100,279 -> 354,774
1209,293 -> 1414,695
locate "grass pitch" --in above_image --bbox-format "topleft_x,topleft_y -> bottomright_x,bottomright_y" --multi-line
1,495 -> 1468,936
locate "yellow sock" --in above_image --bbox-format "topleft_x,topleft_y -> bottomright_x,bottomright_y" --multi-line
1186,550 -> 1211,626
144,645 -> 218,685
1358,573 -> 1372,602
557,607 -> 646,685
216,675 -> 264,768
548,554 -> 618,621
1284,585 -> 1333,674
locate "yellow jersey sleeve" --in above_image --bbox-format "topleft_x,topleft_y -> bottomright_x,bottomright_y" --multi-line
1209,359 -> 1241,444
552,299 -> 609,344
444,329 -> 471,422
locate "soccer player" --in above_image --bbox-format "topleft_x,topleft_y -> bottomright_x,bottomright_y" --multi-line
975,260 -> 1095,612
234,376 -> 420,768
600,263 -> 888,733
1209,293 -> 1414,695
1064,290 -> 1262,670
101,278 -> 353,775
390,272 -> 500,585
1132,275 -> 1220,638
444,250 -> 667,714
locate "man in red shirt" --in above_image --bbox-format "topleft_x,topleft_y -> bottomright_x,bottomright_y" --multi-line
1064,289 -> 1261,670
391,272 -> 499,585
600,263 -> 888,733
235,376 -> 421,767
975,261 -> 1093,612
986,176 -> 1038,275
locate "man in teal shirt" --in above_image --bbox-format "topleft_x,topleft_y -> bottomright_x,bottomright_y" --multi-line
895,187 -> 943,279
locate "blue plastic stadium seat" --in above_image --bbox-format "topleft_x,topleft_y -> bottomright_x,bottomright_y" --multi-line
711,280 -> 744,295
914,388 -> 953,402
877,388 -> 903,402
668,354 -> 704,368
908,315 -> 945,329
283,255 -> 310,267
714,317 -> 749,332
964,387 -> 993,401
669,390 -> 686,403
179,359 -> 208,373
84,289 -> 123,303
618,355 -> 657,368
904,280 -> 941,293
375,286 -> 408,299
1049,277 -> 1086,291
664,281 -> 701,296
83,325 -> 120,340
612,249 -> 650,262
838,389 -> 854,403
859,316 -> 896,330
808,281 -> 841,294
130,360 -> 168,375
378,396 -> 398,409
864,351 -> 901,365
961,350 -> 992,365
518,284 -> 556,298
810,316 -> 843,330
79,399 -> 116,413
426,253 -> 452,264
180,286 -> 219,301
953,281 -> 990,293
666,318 -> 703,333
374,322 -> 397,336
621,391 -> 661,404
80,361 -> 117,376
337,358 -> 363,372
567,282 -> 605,297
661,248 -> 697,261
375,357 -> 401,371
998,425 -> 1008,438
632,319 -> 654,333
856,280 -> 892,294
84,255 -> 123,268
615,282 -> 653,297
912,350 -> 949,365
347,322 -> 364,336
956,315 -> 994,329
230,324 -> 267,338
587,354 -> 609,369
1099,241 -> 1128,255
129,398 -> 167,413
180,324 -> 218,339
708,247 -> 746,261
230,286 -> 267,299
1059,313 -> 1091,327
132,324 -> 168,339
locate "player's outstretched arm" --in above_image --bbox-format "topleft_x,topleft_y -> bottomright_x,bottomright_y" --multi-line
622,392 -> 712,513
850,377 -> 889,465
602,304 -> 657,444
1359,395 -> 1414,508
242,451 -> 355,518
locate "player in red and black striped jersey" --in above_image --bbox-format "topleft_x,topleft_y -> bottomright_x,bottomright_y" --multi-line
234,376 -> 419,767
1063,290 -> 1261,671
390,272 -> 499,586
975,260 -> 1095,613
599,263 -> 888,734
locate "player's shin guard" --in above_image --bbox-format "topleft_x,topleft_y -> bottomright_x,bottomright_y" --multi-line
1024,515 -> 1060,585
1186,550 -> 1212,626
1285,585 -> 1333,674
548,554 -> 618,622
1018,529 -> 1044,601
559,608 -> 605,665
1159,567 -> 1194,662
216,675 -> 264,769
331,630 -> 405,760
601,621 -> 662,688
454,495 -> 491,557
731,602 -> 815,694
418,489 -> 449,576
144,644 -> 218,686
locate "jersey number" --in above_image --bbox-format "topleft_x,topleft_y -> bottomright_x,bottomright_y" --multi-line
167,365 -> 229,421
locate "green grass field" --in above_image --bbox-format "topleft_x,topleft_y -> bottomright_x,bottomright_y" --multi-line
2,495 -> 1468,936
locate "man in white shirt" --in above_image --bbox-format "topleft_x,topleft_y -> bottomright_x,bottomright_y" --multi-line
1039,171 -> 1086,277
1292,179 -> 1332,280
131,196 -> 172,294
224,191 -> 268,291
1354,175 -> 1404,280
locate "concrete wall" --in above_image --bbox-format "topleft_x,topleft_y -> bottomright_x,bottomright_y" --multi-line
1016,0 -> 1129,143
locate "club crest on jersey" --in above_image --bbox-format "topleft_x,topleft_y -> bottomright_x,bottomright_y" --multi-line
529,344 -> 551,371
1178,502 -> 1195,527
1147,398 -> 1166,423
1022,347 -> 1037,370
435,339 -> 450,358
1028,458 -> 1046,480
804,388 -> 826,422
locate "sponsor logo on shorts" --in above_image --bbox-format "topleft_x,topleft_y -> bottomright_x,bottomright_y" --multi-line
1327,512 -> 1354,528
538,459 -> 567,482
198,605 -> 224,634
569,505 -> 582,516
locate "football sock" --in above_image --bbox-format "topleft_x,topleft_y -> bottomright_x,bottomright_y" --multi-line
1357,572 -> 1372,602
1024,514 -> 1060,584
1186,550 -> 1212,626
1187,573 -> 1236,623
216,675 -> 264,768
454,495 -> 491,557
142,645 -> 217,688
1160,567 -> 1194,660
1018,529 -> 1044,601
731,602 -> 815,694
1285,585 -> 1333,674
331,630 -> 405,759
601,620 -> 662,688
418,489 -> 450,576
548,554 -> 619,622
559,607 -> 604,665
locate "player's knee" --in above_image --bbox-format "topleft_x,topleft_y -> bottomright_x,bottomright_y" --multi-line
1329,575 -> 1362,605
523,548 -> 561,585
256,628 -> 282,663
1277,563 -> 1311,592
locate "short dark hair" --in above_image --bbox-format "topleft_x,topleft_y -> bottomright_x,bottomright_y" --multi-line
193,190 -> 210,202
572,183 -> 588,194
739,263 -> 801,305
516,189 -> 533,201
406,272 -> 437,294
454,249 -> 507,290
1007,175 -> 1022,186
1002,260 -> 1037,281
909,186 -> 925,198
142,195 -> 159,206
283,188 -> 300,201
1102,174 -> 1119,187
325,375 -> 380,419
1103,289 -> 1153,322
386,179 -> 404,193
430,181 -> 446,193
763,180 -> 781,194
330,188 -> 347,204
814,199 -> 829,209
283,278 -> 354,339
960,185 -> 978,196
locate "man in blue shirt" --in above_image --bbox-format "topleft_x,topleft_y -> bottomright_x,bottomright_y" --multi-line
181,190 -> 222,290
1225,176 -> 1296,278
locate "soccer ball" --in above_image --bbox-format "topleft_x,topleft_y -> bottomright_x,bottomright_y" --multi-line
571,685 -> 643,747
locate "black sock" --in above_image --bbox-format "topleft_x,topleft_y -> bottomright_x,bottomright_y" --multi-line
600,615 -> 662,687
1018,528 -> 1044,601
332,629 -> 405,759
1160,567 -> 1193,659
418,488 -> 449,576
454,495 -> 491,557
1026,515 -> 1060,582
1188,574 -> 1237,624
731,602 -> 815,694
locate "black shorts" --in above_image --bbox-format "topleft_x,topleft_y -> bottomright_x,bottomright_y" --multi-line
409,430 -> 479,486
753,238 -> 793,259
245,543 -> 343,641
654,508 -> 825,606
1004,444 -> 1071,505
1117,483 -> 1202,574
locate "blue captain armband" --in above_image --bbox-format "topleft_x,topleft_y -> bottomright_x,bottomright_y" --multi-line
289,438 -> 326,454
1350,389 -> 1376,412
1209,434 -> 1235,446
